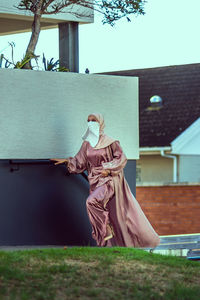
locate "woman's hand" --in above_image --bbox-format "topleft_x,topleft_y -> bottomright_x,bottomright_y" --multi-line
101,169 -> 111,177
50,158 -> 68,165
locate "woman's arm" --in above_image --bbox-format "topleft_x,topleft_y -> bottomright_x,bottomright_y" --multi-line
67,141 -> 88,174
102,141 -> 127,176
50,142 -> 87,174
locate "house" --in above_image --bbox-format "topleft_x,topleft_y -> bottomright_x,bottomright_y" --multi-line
102,63 -> 200,235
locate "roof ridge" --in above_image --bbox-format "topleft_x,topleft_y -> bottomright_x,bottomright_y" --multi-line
100,62 -> 200,74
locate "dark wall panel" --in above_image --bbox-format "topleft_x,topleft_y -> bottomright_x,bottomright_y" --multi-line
0,160 -> 136,246
124,160 -> 136,196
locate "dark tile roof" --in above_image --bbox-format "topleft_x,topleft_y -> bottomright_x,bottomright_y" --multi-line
100,63 -> 200,147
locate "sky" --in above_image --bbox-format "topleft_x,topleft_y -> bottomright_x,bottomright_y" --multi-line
1,0 -> 200,73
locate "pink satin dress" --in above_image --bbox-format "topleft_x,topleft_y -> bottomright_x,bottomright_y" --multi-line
68,141 -> 160,248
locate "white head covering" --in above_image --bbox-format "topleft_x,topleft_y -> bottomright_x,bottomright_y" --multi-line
83,113 -> 116,149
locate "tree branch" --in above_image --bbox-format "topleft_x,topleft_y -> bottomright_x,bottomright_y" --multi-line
17,0 -> 146,24
42,0 -> 57,13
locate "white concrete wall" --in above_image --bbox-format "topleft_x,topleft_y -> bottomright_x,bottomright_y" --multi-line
179,155 -> 200,182
172,118 -> 200,155
136,155 -> 173,183
177,133 -> 200,155
0,69 -> 139,159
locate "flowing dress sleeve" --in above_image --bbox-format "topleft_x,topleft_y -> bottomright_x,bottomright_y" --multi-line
102,141 -> 127,176
67,141 -> 87,174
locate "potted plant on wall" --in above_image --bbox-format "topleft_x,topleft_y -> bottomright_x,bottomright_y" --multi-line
0,42 -> 68,72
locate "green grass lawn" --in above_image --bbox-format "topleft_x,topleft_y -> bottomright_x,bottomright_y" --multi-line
0,247 -> 200,300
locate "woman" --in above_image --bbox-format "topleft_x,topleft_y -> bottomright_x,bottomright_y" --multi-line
51,113 -> 160,248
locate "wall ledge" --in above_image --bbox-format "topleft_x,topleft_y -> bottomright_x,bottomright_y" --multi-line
136,181 -> 200,187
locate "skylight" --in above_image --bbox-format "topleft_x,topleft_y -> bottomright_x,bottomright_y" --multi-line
150,95 -> 162,104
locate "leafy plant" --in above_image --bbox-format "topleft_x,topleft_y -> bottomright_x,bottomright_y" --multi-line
0,54 -> 4,68
15,52 -> 39,69
42,53 -> 69,72
0,44 -> 69,72
0,42 -> 15,68
0,42 -> 38,69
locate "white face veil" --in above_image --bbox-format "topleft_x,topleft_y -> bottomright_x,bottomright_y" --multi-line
82,120 -> 100,147
83,113 -> 116,149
